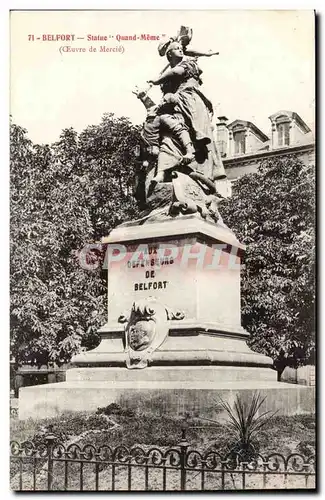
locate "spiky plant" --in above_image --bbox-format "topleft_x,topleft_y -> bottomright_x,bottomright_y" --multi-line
217,392 -> 277,463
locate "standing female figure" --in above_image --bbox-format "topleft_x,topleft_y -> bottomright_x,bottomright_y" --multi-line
147,41 -> 226,182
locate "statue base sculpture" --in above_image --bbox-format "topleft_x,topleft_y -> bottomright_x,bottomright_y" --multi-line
18,216 -> 315,419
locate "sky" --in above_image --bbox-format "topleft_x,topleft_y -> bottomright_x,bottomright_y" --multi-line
10,9 -> 315,145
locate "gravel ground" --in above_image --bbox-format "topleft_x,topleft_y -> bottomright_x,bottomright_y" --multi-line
11,453 -> 316,491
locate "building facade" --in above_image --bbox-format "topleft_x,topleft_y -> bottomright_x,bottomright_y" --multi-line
215,110 -> 315,196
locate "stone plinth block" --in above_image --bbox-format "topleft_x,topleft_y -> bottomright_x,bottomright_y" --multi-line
102,216 -> 245,331
19,375 -> 315,420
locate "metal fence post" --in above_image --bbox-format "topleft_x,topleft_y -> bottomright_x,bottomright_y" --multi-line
45,426 -> 56,491
178,426 -> 189,491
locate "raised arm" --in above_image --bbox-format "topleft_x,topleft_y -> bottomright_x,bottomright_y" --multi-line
147,65 -> 185,85
184,48 -> 219,58
132,86 -> 156,110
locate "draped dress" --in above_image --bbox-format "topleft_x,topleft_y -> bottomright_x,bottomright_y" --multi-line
158,57 -> 226,180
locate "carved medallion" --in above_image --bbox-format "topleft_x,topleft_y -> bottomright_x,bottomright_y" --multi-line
118,298 -> 185,369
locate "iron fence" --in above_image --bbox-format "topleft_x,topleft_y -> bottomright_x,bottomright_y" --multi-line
10,429 -> 316,491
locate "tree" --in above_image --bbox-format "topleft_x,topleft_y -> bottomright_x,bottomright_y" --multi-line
10,115 -> 141,366
220,156 -> 315,371
78,113 -> 141,238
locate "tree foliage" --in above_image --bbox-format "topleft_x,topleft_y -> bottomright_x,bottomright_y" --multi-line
10,114 -> 141,366
220,156 -> 315,367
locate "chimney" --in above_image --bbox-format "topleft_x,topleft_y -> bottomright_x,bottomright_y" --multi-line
216,116 -> 229,157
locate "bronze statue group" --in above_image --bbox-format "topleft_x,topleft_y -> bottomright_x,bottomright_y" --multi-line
133,26 -> 227,221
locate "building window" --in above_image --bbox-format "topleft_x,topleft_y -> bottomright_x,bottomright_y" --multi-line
233,130 -> 246,155
277,122 -> 290,146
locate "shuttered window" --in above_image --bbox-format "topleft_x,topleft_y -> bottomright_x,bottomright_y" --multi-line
234,131 -> 246,155
277,122 -> 290,146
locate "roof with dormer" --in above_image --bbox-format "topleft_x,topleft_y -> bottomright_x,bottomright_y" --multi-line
268,110 -> 311,134
227,119 -> 269,143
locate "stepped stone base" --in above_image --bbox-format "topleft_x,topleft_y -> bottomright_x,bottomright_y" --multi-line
17,218 -> 315,421
18,366 -> 315,420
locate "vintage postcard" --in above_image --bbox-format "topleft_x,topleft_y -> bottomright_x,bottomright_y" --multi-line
10,10 -> 315,491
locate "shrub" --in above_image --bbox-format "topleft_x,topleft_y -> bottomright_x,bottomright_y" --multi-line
296,439 -> 315,457
217,392 -> 277,463
96,403 -> 135,418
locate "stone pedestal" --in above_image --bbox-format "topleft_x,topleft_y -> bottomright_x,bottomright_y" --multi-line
18,216 -> 315,419
71,216 -> 271,370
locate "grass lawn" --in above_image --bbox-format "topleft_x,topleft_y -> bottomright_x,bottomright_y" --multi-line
10,407 -> 315,491
10,407 -> 315,456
